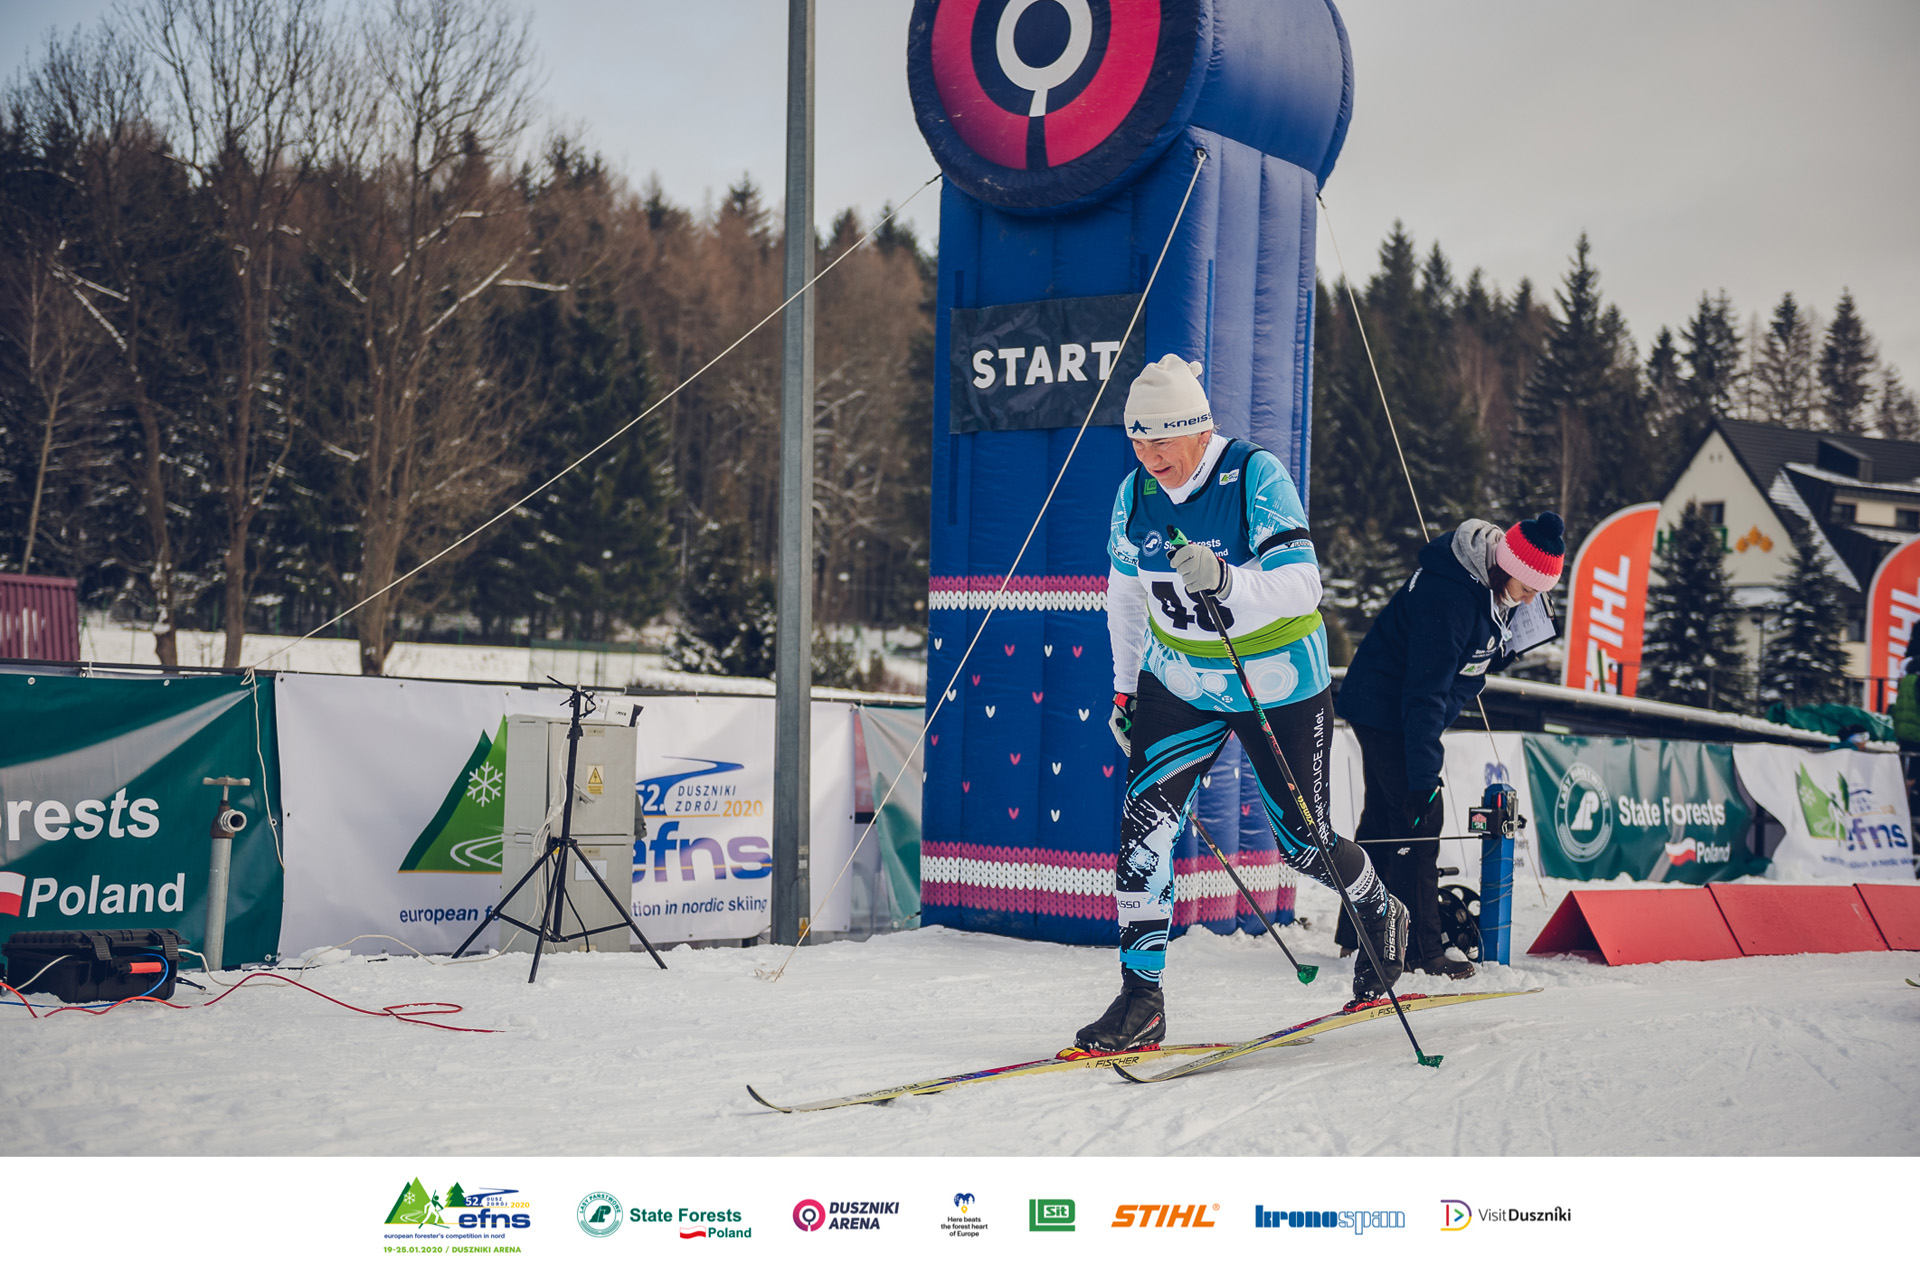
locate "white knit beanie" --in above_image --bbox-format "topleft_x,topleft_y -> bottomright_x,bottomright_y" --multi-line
1124,354 -> 1212,439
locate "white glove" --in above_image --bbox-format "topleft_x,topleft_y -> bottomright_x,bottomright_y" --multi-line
1169,540 -> 1230,599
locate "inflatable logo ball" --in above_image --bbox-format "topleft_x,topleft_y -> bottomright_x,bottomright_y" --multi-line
909,0 -> 1204,212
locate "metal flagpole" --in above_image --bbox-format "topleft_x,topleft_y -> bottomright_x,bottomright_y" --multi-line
772,0 -> 816,947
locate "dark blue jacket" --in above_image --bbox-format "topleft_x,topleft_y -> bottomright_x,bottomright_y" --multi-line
1335,531 -> 1516,794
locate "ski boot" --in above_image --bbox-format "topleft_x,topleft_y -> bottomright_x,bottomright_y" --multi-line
1417,953 -> 1476,981
1350,893 -> 1411,1003
1075,979 -> 1166,1053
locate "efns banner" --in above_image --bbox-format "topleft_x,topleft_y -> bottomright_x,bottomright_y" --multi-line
0,673 -> 283,963
1524,736 -> 1763,883
912,0 -> 1353,943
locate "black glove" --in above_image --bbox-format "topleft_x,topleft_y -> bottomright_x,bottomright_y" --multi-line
1109,692 -> 1135,757
1403,784 -> 1443,836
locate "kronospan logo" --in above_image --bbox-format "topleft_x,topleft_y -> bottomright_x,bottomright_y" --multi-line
1256,1205 -> 1404,1234
1029,1199 -> 1075,1232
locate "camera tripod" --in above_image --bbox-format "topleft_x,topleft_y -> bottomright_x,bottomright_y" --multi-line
452,681 -> 665,981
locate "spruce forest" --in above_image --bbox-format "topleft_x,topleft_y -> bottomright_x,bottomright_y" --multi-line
3,0 -> 1914,690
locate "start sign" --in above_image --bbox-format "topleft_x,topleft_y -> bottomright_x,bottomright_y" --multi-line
947,292 -> 1147,433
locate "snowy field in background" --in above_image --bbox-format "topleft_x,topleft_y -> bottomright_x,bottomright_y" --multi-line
75,618 -> 929,694
5,875 -> 1916,1158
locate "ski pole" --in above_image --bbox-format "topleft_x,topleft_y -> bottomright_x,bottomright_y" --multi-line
1190,813 -> 1317,985
1168,527 -> 1441,1068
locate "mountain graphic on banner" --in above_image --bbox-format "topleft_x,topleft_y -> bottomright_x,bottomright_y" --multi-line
386,1177 -> 449,1226
1796,763 -> 1843,840
399,719 -> 507,873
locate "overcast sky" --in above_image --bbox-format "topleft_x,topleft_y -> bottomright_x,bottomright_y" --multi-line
5,1 -> 1916,385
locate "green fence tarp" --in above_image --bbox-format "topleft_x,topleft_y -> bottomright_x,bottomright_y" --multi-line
0,673 -> 283,963
1523,734 -> 1763,882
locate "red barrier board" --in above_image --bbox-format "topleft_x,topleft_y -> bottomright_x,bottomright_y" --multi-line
1707,883 -> 1889,956
1854,883 -> 1920,950
1528,889 -> 1743,965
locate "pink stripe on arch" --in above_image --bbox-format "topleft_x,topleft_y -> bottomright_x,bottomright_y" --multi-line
922,842 -> 1249,922
927,575 -> 1107,594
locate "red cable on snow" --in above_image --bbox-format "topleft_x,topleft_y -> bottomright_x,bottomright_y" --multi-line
0,972 -> 498,1032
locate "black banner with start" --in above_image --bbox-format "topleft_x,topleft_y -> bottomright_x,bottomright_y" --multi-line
948,292 -> 1147,433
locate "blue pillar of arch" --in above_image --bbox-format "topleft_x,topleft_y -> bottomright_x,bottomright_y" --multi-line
913,0 -> 1353,944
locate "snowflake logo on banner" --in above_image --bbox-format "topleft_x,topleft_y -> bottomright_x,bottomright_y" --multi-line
466,761 -> 504,806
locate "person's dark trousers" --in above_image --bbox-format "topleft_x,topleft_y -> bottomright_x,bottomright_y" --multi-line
1334,724 -> 1446,965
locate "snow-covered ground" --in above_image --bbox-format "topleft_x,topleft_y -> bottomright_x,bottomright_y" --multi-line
6,875 -> 1916,1157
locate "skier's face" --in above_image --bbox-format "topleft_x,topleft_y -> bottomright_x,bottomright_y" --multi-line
1132,431 -> 1211,488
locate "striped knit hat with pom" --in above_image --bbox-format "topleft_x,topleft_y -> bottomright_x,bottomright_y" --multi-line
1496,511 -> 1566,592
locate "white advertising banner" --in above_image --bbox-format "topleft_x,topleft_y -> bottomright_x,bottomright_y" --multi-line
1438,731 -> 1537,868
1330,729 -> 1536,868
1732,744 -> 1914,879
276,676 -> 856,955
627,696 -> 853,943
277,674 -> 510,956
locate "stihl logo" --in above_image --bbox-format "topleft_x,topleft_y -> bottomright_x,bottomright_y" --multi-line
1111,1204 -> 1217,1228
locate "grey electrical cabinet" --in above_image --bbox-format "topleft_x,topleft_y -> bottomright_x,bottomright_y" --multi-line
499,715 -> 639,952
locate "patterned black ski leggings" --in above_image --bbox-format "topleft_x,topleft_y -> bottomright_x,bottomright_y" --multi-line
1116,671 -> 1387,983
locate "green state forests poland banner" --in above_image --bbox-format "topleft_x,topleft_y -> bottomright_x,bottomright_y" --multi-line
0,672 -> 283,962
1523,735 -> 1762,882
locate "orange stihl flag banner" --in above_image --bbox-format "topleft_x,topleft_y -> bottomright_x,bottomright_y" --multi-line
1560,503 -> 1660,696
1863,534 -> 1920,712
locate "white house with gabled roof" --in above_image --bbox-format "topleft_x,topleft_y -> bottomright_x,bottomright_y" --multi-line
1658,420 -> 1920,700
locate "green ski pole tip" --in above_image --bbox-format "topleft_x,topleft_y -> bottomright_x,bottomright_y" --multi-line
1296,965 -> 1318,985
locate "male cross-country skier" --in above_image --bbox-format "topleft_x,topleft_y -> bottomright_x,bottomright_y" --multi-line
1333,510 -> 1565,978
1075,354 -> 1411,1053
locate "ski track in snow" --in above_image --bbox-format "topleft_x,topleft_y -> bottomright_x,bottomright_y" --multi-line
3,876 -> 1917,1157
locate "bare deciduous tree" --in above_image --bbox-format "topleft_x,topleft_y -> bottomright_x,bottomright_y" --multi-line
321,0 -> 539,673
140,0 -> 348,664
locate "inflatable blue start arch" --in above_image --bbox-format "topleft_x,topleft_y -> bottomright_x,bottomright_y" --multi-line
911,0 -> 1353,944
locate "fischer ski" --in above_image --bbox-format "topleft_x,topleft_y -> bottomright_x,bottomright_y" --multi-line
1113,988 -> 1541,1084
747,1039 -> 1304,1114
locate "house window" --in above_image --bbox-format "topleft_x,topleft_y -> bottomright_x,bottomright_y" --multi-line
1847,611 -> 1865,642
1831,502 -> 1857,524
1899,509 -> 1920,531
1700,502 -> 1725,525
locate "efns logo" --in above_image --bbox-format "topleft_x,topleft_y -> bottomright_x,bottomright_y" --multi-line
909,0 -> 1206,211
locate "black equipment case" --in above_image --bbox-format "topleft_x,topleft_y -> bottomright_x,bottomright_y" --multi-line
2,928 -> 182,1003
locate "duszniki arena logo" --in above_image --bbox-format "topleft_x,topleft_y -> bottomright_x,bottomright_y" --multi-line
793,1200 -> 826,1232
577,1191 -> 623,1238
1553,762 -> 1614,862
